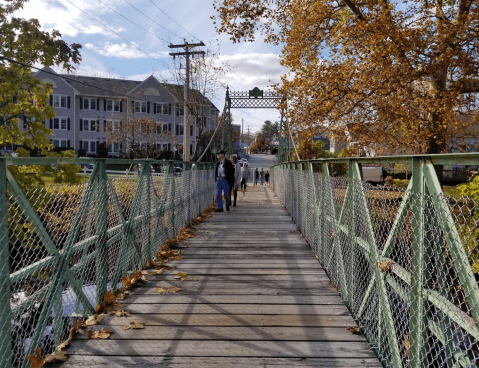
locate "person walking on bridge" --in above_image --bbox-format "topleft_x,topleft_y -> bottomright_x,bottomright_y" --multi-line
240,163 -> 249,191
254,168 -> 259,186
260,168 -> 265,186
265,170 -> 270,186
215,150 -> 235,212
230,154 -> 242,207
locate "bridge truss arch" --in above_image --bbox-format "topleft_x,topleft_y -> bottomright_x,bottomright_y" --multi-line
221,86 -> 290,162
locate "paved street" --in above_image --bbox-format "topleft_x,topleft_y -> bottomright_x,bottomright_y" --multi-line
244,153 -> 277,186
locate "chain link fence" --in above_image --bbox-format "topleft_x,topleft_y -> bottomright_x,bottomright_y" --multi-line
271,157 -> 479,368
0,158 -> 215,367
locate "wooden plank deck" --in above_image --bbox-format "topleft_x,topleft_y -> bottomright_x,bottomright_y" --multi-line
59,186 -> 381,367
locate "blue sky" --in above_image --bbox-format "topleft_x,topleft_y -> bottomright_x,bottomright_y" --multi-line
15,0 -> 287,132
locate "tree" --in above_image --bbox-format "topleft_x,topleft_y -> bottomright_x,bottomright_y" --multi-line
249,132 -> 269,153
292,140 -> 333,161
106,118 -> 177,159
261,120 -> 280,139
0,0 -> 81,154
213,0 -> 479,155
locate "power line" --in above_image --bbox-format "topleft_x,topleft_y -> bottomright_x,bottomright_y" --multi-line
61,0 -> 171,71
122,0 -> 182,40
96,0 -> 169,44
148,0 -> 200,42
0,55 -> 165,105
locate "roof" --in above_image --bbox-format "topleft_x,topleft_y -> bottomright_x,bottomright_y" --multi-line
58,74 -> 142,97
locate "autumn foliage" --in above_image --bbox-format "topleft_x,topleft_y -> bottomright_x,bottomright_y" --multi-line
213,0 -> 479,154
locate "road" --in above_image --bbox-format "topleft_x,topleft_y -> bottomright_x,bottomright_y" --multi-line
245,154 -> 277,186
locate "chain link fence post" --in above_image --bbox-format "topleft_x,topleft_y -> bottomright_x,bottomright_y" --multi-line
0,158 -> 12,366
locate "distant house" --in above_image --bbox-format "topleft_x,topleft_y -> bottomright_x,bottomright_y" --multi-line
1,67 -> 219,159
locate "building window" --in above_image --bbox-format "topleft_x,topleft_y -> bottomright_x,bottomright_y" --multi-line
82,119 -> 98,132
156,103 -> 171,115
107,100 -> 121,112
53,117 -> 68,130
53,139 -> 69,148
162,123 -> 171,133
106,120 -> 121,131
197,116 -> 207,126
176,104 -> 184,116
83,98 -> 97,110
135,101 -> 147,113
52,95 -> 69,108
176,124 -> 184,136
109,142 -> 121,153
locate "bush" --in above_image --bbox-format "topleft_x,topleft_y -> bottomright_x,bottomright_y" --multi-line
459,176 -> 479,199
384,176 -> 395,187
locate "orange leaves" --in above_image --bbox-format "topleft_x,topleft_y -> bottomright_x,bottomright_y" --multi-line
88,329 -> 112,340
374,260 -> 392,273
27,348 -> 44,368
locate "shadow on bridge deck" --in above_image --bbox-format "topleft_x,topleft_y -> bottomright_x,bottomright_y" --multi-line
57,186 -> 380,367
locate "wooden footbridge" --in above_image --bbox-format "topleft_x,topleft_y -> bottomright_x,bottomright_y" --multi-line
57,187 -> 379,367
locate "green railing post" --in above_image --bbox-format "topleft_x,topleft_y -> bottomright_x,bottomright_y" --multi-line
95,159 -> 109,306
409,157 -> 428,368
167,161 -> 176,238
0,158 -> 12,367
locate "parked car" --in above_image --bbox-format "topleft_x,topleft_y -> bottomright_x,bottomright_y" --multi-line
362,166 -> 387,185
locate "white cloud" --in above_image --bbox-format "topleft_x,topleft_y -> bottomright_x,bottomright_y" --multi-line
217,53 -> 288,90
85,42 -> 168,60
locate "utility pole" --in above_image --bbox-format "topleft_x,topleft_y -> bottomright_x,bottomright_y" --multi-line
169,40 -> 205,162
241,118 -> 244,146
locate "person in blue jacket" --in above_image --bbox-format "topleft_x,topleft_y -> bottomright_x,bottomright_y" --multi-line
215,150 -> 235,212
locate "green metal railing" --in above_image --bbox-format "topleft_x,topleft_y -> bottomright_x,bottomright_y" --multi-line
271,153 -> 479,368
0,157 -> 216,367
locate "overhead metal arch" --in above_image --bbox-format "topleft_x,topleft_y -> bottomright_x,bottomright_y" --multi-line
221,86 -> 290,162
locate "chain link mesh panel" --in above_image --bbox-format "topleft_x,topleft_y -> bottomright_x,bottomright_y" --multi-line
271,160 -> 479,368
1,159 -> 215,367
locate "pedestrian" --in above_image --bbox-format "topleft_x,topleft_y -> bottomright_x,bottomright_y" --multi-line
215,150 -> 235,212
260,168 -> 265,186
265,170 -> 270,186
240,163 -> 249,191
230,155 -> 242,207
254,168 -> 259,186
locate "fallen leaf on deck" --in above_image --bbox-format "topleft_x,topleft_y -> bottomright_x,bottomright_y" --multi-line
103,290 -> 116,306
168,286 -> 185,293
156,287 -> 167,294
95,304 -> 101,314
289,230 -> 296,234
44,350 -> 67,363
115,309 -> 131,317
174,256 -> 183,260
347,327 -> 361,335
123,321 -> 145,330
88,329 -> 112,339
85,314 -> 105,326
27,348 -> 43,368
57,339 -> 70,350
175,272 -> 193,281
147,268 -> 165,276
246,219 -> 251,222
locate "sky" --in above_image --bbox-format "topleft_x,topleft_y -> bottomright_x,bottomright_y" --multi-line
14,0 -> 288,133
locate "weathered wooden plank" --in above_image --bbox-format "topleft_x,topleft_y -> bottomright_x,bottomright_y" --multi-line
157,269 -> 325,275
73,326 -> 367,342
147,280 -> 337,290
179,250 -> 314,256
64,340 -> 377,358
155,275 -> 330,282
125,295 -> 345,305
57,356 -> 382,367
111,303 -> 350,315
101,314 -> 354,327
134,288 -> 338,296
